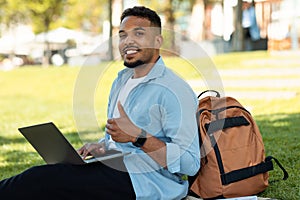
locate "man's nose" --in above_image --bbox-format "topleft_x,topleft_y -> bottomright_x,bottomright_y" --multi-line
124,34 -> 135,45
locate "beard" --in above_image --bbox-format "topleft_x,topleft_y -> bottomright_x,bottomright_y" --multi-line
124,59 -> 145,68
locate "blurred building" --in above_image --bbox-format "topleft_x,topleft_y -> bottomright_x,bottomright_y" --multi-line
187,0 -> 299,52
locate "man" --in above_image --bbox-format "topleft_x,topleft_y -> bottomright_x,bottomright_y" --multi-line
242,1 -> 260,51
0,6 -> 200,200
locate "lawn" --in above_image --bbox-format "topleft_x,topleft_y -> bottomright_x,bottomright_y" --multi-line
0,51 -> 299,199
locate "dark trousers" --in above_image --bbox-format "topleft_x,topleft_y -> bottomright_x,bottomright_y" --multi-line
0,159 -> 136,200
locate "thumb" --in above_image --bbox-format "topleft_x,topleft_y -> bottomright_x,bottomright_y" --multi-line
117,101 -> 127,117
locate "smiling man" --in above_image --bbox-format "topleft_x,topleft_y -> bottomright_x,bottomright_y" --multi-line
118,14 -> 162,72
0,6 -> 200,200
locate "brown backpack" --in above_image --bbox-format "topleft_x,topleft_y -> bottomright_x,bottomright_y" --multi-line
189,90 -> 288,199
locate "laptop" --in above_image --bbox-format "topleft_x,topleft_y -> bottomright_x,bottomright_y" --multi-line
18,122 -> 129,165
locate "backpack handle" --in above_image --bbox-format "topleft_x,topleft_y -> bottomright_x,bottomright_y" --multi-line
198,90 -> 220,98
266,156 -> 289,180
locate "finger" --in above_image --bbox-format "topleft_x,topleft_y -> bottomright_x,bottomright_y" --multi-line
78,147 -> 88,158
106,119 -> 118,130
106,127 -> 116,136
106,123 -> 117,131
88,145 -> 106,157
77,148 -> 83,155
107,118 -> 115,124
82,150 -> 91,159
77,144 -> 88,154
83,144 -> 99,158
117,101 -> 127,118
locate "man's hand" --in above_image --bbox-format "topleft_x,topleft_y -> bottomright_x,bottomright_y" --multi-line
106,101 -> 141,143
106,101 -> 167,168
77,142 -> 106,159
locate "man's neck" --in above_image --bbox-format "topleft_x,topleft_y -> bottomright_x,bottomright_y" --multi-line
133,56 -> 160,78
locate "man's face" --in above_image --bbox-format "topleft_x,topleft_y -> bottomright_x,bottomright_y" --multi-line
118,16 -> 161,68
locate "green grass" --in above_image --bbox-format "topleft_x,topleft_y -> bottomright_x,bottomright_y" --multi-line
0,51 -> 299,199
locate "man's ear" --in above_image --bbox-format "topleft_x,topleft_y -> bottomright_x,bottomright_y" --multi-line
155,35 -> 163,49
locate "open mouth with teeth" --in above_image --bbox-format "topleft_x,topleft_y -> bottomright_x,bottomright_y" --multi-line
123,47 -> 140,56
126,50 -> 138,55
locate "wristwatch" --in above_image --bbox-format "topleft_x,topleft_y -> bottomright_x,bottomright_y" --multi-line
132,129 -> 147,147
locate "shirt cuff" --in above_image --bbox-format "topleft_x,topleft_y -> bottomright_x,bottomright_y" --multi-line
166,142 -> 181,173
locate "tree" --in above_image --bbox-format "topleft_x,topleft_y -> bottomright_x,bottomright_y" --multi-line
232,0 -> 243,51
58,0 -> 111,59
26,0 -> 68,66
139,0 -> 195,54
59,0 -> 107,34
0,0 -> 29,27
108,0 -> 113,60
0,0 -> 30,58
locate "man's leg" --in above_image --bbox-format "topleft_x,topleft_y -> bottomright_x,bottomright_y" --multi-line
0,160 -> 135,200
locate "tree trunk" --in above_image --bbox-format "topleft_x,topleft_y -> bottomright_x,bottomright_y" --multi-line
108,0 -> 114,61
42,19 -> 51,67
232,0 -> 243,51
164,0 -> 177,54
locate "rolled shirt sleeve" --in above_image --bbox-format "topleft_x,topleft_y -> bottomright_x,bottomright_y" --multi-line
164,88 -> 200,176
150,69 -> 199,176
166,139 -> 200,176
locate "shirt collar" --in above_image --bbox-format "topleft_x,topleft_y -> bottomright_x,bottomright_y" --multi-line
144,56 -> 165,82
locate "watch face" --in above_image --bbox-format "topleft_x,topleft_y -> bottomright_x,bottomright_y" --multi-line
133,129 -> 147,147
133,137 -> 147,147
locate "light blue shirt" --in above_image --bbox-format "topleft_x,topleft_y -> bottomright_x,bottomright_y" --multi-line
105,57 -> 200,200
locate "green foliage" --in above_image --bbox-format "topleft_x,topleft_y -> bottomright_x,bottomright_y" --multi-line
26,0 -> 68,33
0,0 -> 29,26
0,51 -> 299,199
0,0 -> 196,35
56,0 -> 107,33
0,0 -> 108,34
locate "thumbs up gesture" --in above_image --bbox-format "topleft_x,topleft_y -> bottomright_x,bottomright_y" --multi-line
106,101 -> 141,143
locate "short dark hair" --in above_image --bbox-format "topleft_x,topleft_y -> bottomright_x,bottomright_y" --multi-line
120,6 -> 161,33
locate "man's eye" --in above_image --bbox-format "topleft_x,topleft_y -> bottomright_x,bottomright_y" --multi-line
119,34 -> 126,39
135,32 -> 144,36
